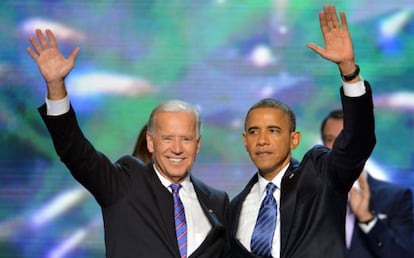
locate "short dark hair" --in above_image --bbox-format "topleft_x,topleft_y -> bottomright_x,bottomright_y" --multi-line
245,98 -> 296,132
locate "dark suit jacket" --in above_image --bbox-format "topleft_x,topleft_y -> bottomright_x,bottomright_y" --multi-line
346,174 -> 414,258
229,82 -> 376,258
38,105 -> 230,258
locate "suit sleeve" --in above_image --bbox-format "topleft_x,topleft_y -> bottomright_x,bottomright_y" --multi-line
330,81 -> 376,193
38,104 -> 130,207
363,188 -> 414,258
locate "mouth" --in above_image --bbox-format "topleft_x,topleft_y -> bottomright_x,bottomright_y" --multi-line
255,151 -> 273,157
168,157 -> 184,163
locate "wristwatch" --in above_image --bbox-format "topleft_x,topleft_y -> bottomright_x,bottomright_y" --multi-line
341,64 -> 360,81
359,213 -> 376,225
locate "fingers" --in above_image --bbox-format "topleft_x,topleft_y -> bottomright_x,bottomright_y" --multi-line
28,34 -> 42,57
358,173 -> 370,194
36,29 -> 51,50
26,47 -> 38,61
320,5 -> 341,30
306,42 -> 324,56
27,29 -> 56,55
46,29 -> 58,49
327,5 -> 340,29
319,11 -> 329,34
68,47 -> 81,63
340,11 -> 348,31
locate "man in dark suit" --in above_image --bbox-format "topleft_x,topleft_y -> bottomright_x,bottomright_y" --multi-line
27,30 -> 229,257
321,109 -> 414,258
229,5 -> 376,258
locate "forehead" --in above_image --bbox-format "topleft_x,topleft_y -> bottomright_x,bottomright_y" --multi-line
246,107 -> 289,127
154,111 -> 197,131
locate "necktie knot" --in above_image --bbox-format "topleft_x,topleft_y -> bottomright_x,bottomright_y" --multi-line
266,182 -> 277,195
170,183 -> 182,194
263,183 -> 277,206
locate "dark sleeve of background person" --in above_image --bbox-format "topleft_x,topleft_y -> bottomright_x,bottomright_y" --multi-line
132,124 -> 152,163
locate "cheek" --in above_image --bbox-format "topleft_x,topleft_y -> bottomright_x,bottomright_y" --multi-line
243,139 -> 254,152
150,140 -> 169,154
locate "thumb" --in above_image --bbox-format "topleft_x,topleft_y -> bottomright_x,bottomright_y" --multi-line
68,47 -> 80,63
307,42 -> 324,56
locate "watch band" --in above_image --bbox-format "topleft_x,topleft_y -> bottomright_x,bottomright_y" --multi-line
341,64 -> 360,81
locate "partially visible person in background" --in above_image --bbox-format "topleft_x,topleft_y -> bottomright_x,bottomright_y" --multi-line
321,109 -> 414,258
132,124 -> 152,163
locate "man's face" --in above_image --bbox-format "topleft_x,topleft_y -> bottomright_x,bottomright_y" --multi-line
322,118 -> 343,149
243,107 -> 300,180
147,111 -> 200,183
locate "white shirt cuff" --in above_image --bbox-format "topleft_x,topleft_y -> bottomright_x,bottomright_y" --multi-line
45,96 -> 70,116
342,76 -> 366,97
358,217 -> 377,233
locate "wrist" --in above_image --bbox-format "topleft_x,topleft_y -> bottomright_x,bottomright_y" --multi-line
358,213 -> 375,225
338,61 -> 356,74
46,80 -> 67,100
340,64 -> 360,82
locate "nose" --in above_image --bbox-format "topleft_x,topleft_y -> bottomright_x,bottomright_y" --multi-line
171,138 -> 183,154
257,132 -> 269,145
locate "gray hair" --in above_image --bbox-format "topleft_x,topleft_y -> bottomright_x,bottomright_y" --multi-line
245,98 -> 296,132
147,100 -> 201,137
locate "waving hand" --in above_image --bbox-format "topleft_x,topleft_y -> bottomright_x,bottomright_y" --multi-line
27,29 -> 80,100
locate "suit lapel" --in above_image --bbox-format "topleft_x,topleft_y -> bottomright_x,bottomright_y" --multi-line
232,174 -> 258,238
280,162 -> 299,254
191,176 -> 223,230
147,165 -> 180,256
188,176 -> 224,257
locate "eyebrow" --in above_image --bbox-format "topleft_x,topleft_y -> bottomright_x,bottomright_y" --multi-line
246,125 -> 281,131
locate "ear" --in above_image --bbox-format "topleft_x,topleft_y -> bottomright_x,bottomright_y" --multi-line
242,132 -> 248,151
146,132 -> 154,153
196,137 -> 201,154
290,131 -> 301,150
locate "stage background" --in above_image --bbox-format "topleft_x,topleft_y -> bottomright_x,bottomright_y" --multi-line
0,0 -> 413,257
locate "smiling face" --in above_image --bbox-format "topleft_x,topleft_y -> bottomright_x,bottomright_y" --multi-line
243,107 -> 300,180
146,111 -> 201,183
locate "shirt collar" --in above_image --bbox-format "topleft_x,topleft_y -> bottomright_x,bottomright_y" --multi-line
257,162 -> 289,196
152,163 -> 191,193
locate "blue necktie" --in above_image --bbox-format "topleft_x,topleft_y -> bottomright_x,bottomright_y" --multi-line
251,182 -> 277,258
170,184 -> 187,258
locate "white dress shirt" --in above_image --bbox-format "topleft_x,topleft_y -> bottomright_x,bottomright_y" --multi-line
236,163 -> 288,258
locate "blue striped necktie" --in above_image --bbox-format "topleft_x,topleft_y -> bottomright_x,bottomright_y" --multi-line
251,182 -> 277,258
170,184 -> 187,258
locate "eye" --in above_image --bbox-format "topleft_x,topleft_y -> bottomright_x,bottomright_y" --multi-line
269,127 -> 281,134
182,137 -> 194,142
162,136 -> 173,141
248,129 -> 259,135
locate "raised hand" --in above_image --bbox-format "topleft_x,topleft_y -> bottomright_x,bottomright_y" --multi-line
349,173 -> 374,223
307,5 -> 357,76
27,29 -> 80,100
